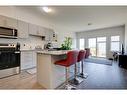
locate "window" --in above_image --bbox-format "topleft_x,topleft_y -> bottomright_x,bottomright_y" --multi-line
88,37 -> 106,57
111,36 -> 120,51
88,38 -> 96,56
97,37 -> 106,57
79,38 -> 85,50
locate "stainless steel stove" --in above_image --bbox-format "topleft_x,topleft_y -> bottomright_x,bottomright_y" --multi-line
0,43 -> 20,78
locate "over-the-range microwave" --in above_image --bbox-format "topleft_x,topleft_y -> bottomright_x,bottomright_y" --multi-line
0,26 -> 18,39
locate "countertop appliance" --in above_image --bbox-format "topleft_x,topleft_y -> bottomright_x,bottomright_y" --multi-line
44,42 -> 53,50
44,42 -> 61,51
0,26 -> 18,39
0,43 -> 20,78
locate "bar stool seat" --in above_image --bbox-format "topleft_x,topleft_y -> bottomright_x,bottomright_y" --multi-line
55,59 -> 72,67
55,50 -> 79,90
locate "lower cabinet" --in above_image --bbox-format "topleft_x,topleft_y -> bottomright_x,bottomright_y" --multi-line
21,51 -> 36,70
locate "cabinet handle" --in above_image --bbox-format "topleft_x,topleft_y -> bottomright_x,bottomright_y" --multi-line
15,51 -> 20,54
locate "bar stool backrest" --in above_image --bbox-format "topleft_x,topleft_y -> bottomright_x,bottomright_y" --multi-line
77,50 -> 86,62
85,48 -> 90,58
66,50 -> 79,67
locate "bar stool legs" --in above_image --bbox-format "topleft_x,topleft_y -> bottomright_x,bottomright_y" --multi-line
73,64 -> 79,85
78,60 -> 88,79
69,63 -> 79,86
65,67 -> 76,90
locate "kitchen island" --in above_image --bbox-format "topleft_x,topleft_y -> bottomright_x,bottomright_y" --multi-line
37,50 -> 74,89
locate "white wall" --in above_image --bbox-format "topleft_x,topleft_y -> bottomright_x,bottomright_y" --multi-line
54,24 -> 76,48
76,25 -> 125,58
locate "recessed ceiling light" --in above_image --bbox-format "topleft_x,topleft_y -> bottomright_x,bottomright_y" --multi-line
42,7 -> 52,13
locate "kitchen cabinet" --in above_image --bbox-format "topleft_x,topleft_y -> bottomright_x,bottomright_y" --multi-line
5,17 -> 18,29
38,26 -> 46,36
18,20 -> 29,38
29,23 -> 46,36
0,15 -> 5,27
45,30 -> 50,41
21,51 -> 36,70
0,15 -> 18,29
49,29 -> 54,41
29,23 -> 57,41
29,23 -> 38,35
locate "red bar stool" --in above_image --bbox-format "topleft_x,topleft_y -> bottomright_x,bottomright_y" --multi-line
77,50 -> 88,78
70,50 -> 87,86
85,48 -> 90,58
54,50 -> 79,90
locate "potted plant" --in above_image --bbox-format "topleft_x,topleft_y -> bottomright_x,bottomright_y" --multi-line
61,37 -> 72,50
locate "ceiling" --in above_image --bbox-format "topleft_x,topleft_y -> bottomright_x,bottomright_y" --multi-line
20,6 -> 127,32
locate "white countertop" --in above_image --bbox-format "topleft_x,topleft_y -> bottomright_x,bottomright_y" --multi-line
20,49 -> 36,51
37,50 -> 70,55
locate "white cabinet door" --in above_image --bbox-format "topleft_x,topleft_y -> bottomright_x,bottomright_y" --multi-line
21,51 -> 36,70
29,23 -> 38,35
49,30 -> 54,41
0,15 -> 17,29
29,24 -> 46,36
38,26 -> 46,36
18,20 -> 29,38
45,31 -> 50,41
5,17 -> 18,29
0,15 -> 6,27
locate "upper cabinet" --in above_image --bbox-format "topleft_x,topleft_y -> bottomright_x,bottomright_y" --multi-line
0,15 -> 56,41
0,15 -> 5,27
38,26 -> 46,36
28,23 -> 57,42
29,23 -> 46,36
0,15 -> 18,29
5,17 -> 18,29
29,23 -> 38,35
18,20 -> 29,38
0,15 -> 57,42
45,30 -> 50,41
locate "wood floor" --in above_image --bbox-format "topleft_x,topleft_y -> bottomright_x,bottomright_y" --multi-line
0,61 -> 127,89
0,71 -> 44,89
77,62 -> 127,89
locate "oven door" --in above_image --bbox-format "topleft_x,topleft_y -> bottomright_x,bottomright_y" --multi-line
0,51 -> 20,70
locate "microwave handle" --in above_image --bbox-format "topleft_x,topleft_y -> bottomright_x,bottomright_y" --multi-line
12,29 -> 14,36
